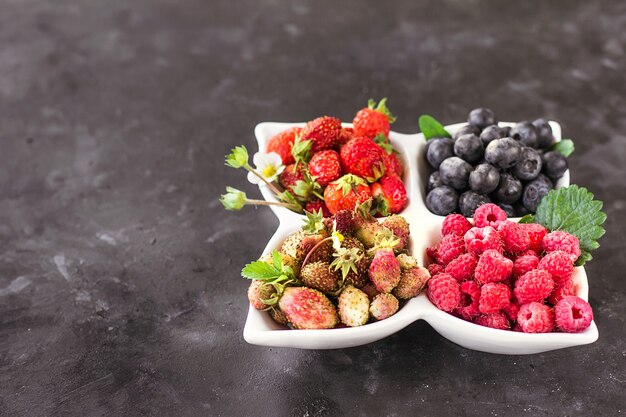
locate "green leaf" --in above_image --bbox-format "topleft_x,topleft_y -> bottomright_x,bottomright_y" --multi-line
533,185 -> 607,266
271,250 -> 283,270
518,214 -> 535,224
418,115 -> 451,140
241,260 -> 281,280
550,139 -> 575,157
225,146 -> 249,169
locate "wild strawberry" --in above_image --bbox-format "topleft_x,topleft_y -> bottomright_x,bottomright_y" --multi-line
368,248 -> 401,293
394,266 -> 430,299
331,236 -> 368,287
323,209 -> 356,235
323,174 -> 372,214
338,285 -> 370,327
382,150 -> 404,178
352,98 -> 396,140
360,282 -> 380,300
396,253 -> 418,270
308,149 -> 342,186
381,215 -> 410,250
301,116 -> 342,153
247,280 -> 276,310
337,127 -> 354,146
266,127 -> 301,165
370,293 -> 399,320
278,163 -> 305,193
340,137 -> 386,182
372,175 -> 408,215
278,287 -> 339,329
300,261 -> 341,293
353,202 -> 384,248
305,199 -> 332,217
269,307 -> 288,325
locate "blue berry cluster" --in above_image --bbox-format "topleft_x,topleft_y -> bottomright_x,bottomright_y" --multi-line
425,108 -> 568,217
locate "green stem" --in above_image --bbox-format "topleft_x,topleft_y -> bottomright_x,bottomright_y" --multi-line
246,199 -> 294,208
245,165 -> 283,195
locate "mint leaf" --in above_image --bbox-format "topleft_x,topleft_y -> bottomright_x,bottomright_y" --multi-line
241,260 -> 281,280
518,214 -> 535,224
550,139 -> 575,157
418,115 -> 451,141
533,185 -> 606,266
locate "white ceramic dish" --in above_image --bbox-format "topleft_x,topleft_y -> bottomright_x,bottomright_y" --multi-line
243,121 -> 598,354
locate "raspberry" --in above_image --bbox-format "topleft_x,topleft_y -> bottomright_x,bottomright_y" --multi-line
427,273 -> 461,312
514,269 -> 554,304
554,296 -> 594,333
513,252 -> 540,278
444,253 -> 477,282
473,203 -> 507,228
475,312 -> 510,330
543,231 -> 581,262
436,234 -> 466,266
475,249 -> 513,284
479,283 -> 511,314
441,214 -> 473,237
497,221 -> 530,255
517,302 -> 555,333
426,246 -> 438,261
502,303 -> 519,323
464,226 -> 502,255
538,250 -> 574,286
455,280 -> 481,320
521,223 -> 547,253
547,279 -> 575,306
427,263 -> 444,277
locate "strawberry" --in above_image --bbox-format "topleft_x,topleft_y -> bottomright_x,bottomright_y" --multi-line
247,280 -> 276,310
308,149 -> 342,186
381,215 -> 410,250
337,127 -> 355,146
300,261 -> 341,293
368,247 -> 401,293
338,285 -> 370,327
278,286 -> 339,329
352,98 -> 396,140
269,307 -> 288,325
323,174 -> 372,214
393,266 -> 430,299
369,293 -> 399,320
340,137 -> 385,182
266,127 -> 301,165
278,163 -> 305,192
382,151 -> 404,178
331,236 -> 369,287
371,175 -> 408,215
305,199 -> 331,217
301,116 -> 342,153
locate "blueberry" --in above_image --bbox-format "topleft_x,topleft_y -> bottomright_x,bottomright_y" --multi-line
468,108 -> 497,130
532,119 -> 555,149
500,126 -> 512,137
498,203 -> 516,217
522,175 -> 553,212
479,125 -> 504,146
459,191 -> 491,217
454,133 -> 484,164
426,138 -> 455,169
514,202 -> 531,217
439,157 -> 473,191
469,163 -> 500,194
493,173 -> 523,204
426,186 -> 459,216
484,138 -> 522,169
427,171 -> 443,191
542,151 -> 568,180
512,147 -> 543,181
511,121 -> 539,148
453,124 -> 481,140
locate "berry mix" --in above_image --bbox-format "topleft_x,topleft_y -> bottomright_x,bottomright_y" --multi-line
243,207 -> 429,329
426,204 -> 594,333
425,107 -> 570,217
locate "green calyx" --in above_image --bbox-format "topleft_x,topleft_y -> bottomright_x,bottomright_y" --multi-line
365,163 -> 385,183
355,199 -> 376,219
292,171 -> 323,201
330,246 -> 363,281
292,134 -> 313,168
225,145 -> 249,169
368,98 -> 397,123
302,209 -> 325,234
220,187 -> 247,210
374,133 -> 395,154
337,174 -> 368,196
275,190 -> 304,213
369,228 -> 400,253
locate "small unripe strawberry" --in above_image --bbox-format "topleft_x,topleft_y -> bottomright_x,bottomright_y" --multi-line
299,233 -> 332,264
396,253 -> 418,270
300,261 -> 341,293
381,215 -> 410,250
393,266 -> 430,299
247,280 -> 276,310
354,220 -> 382,249
270,307 -> 289,325
368,248 -> 401,293
370,293 -> 399,320
338,285 -> 370,327
278,287 -> 338,329
360,282 -> 380,300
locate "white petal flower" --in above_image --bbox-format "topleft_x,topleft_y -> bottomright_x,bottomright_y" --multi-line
247,151 -> 285,185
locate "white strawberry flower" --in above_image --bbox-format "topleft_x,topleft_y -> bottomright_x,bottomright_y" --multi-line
247,151 -> 285,184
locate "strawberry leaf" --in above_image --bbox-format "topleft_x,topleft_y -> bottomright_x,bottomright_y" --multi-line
271,250 -> 283,270
418,115 -> 451,140
241,260 -> 282,280
549,139 -> 575,157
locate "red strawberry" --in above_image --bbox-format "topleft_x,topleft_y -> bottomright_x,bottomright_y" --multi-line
368,248 -> 401,293
305,199 -> 331,217
382,151 -> 404,177
352,98 -> 396,139
340,137 -> 385,182
337,127 -> 355,146
301,116 -> 341,153
278,163 -> 305,192
308,149 -> 342,186
266,127 -> 301,165
371,175 -> 408,215
323,174 -> 372,214
278,286 -> 339,329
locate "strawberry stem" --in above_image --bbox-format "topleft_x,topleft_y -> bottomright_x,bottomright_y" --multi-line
245,164 -> 283,195
246,199 -> 297,209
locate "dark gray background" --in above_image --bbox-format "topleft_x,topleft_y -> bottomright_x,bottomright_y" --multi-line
1,0 -> 625,416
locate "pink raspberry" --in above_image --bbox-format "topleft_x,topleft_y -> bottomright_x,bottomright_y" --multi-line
436,234 -> 466,266
514,269 -> 554,304
554,296 -> 594,333
517,302 -> 555,333
455,280 -> 481,320
444,253 -> 478,282
475,312 -> 510,330
502,302 -> 520,323
464,226 -> 502,255
543,231 -> 581,262
521,223 -> 547,253
538,250 -> 574,286
427,263 -> 444,277
441,214 -> 473,237
547,279 -> 575,306
427,273 -> 461,312
479,283 -> 511,314
474,249 -> 513,284
497,221 -> 530,255
513,252 -> 540,278
426,246 -> 438,261
473,203 -> 507,228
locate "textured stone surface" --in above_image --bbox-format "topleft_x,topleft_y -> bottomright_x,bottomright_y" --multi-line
1,0 -> 625,416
